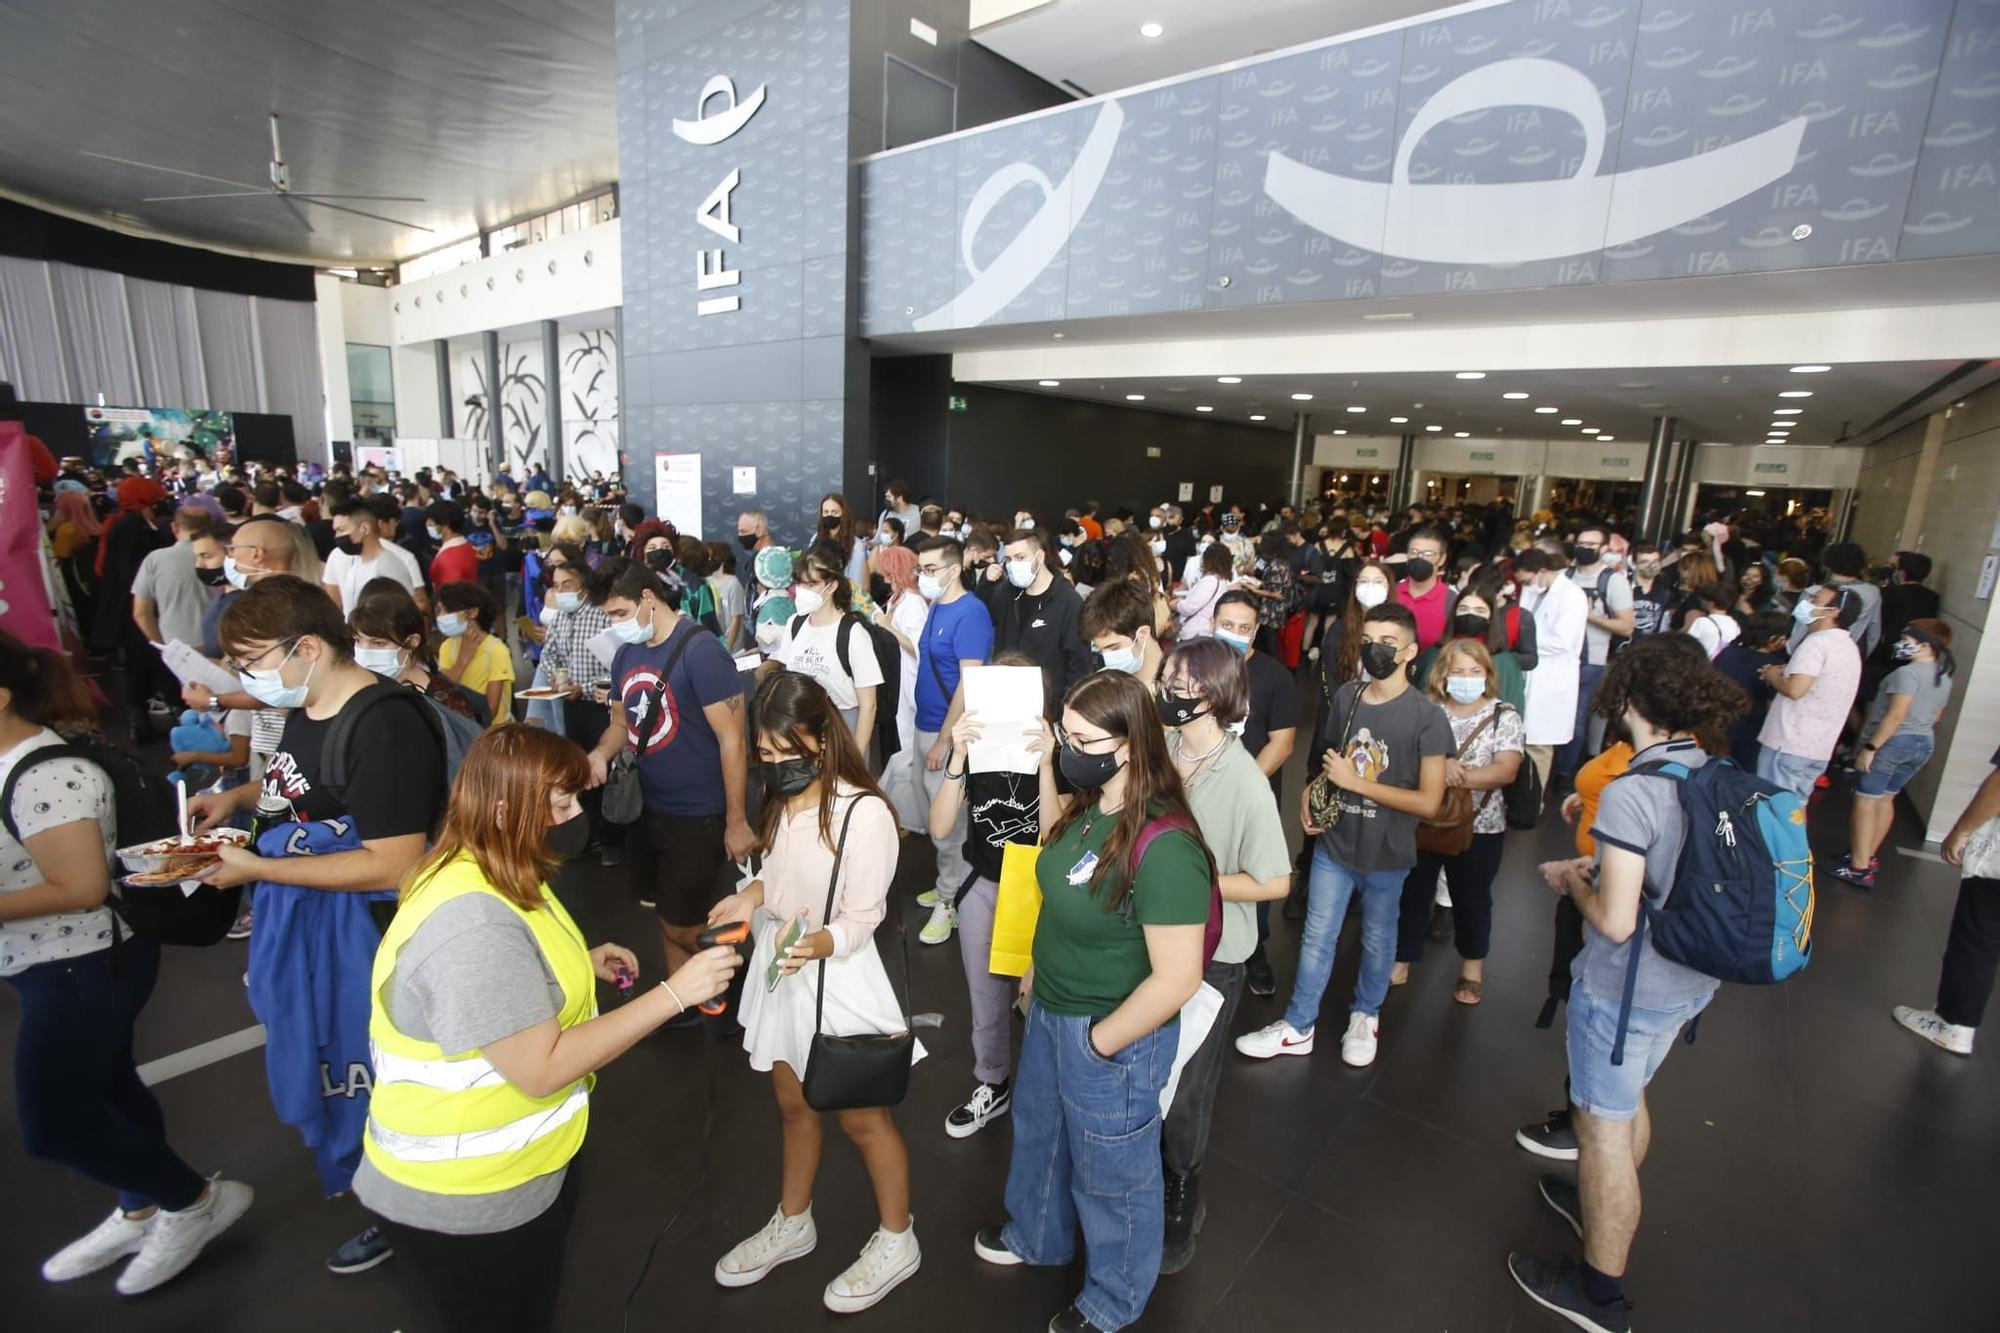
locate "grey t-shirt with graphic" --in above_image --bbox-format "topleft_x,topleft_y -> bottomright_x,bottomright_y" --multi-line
1317,683 -> 1456,874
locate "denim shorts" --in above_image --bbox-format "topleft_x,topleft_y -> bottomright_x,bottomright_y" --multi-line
1566,985 -> 1712,1121
1855,732 -> 1934,798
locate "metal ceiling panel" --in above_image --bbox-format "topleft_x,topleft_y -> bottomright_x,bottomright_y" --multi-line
0,0 -> 618,264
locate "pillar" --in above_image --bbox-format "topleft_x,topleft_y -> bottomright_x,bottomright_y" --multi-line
1288,413 -> 1311,508
542,318 -> 564,484
481,329 -> 502,481
1635,415 -> 1678,542
433,338 -> 452,443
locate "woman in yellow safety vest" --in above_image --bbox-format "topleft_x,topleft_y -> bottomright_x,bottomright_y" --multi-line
354,724 -> 741,1331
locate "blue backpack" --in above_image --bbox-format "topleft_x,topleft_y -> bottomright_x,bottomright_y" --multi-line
1612,756 -> 1815,1064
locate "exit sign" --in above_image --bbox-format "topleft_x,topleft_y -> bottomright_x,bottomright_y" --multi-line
1753,462 -> 1789,474
1470,450 -> 1495,461
1601,455 -> 1631,468
948,395 -> 968,412
1355,447 -> 1379,458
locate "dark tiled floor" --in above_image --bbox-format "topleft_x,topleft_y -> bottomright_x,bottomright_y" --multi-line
3,723 -> 1995,1332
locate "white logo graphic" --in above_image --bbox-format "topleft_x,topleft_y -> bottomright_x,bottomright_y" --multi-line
1264,58 -> 1807,265
913,100 -> 1125,331
672,75 -> 767,145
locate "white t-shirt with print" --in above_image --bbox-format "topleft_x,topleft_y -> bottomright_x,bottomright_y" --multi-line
323,539 -> 424,610
0,730 -> 118,977
775,615 -> 884,711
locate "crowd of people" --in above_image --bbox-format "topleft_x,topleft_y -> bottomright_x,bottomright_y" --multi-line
6,444 -> 1995,1333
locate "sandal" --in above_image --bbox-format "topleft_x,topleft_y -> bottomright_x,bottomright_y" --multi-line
1454,977 -> 1483,1006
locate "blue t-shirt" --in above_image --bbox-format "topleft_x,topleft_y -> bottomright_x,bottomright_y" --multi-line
611,618 -> 745,816
916,595 -> 994,732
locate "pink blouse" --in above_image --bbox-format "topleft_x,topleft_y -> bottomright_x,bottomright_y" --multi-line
760,784 -> 899,957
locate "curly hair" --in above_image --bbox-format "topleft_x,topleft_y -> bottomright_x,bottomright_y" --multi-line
1593,632 -> 1745,752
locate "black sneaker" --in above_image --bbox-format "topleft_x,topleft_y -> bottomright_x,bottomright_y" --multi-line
325,1225 -> 393,1275
945,1082 -> 1011,1139
973,1226 -> 1023,1267
1244,947 -> 1277,998
1537,1174 -> 1582,1239
1049,1305 -> 1109,1333
1506,1252 -> 1631,1333
1515,1107 -> 1579,1162
1426,903 -> 1454,943
600,841 -> 625,868
1159,1168 -> 1206,1275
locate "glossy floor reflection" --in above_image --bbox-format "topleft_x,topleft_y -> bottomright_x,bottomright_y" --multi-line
2,739 -> 1992,1333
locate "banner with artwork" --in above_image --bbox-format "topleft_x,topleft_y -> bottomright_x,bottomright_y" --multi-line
0,422 -> 60,651
84,406 -> 235,468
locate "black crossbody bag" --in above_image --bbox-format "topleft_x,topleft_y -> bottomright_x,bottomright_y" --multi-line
801,798 -> 915,1112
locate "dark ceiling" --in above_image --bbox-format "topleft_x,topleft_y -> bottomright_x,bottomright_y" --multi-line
0,0 -> 618,265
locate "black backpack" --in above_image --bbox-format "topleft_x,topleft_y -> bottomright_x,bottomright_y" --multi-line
319,682 -> 470,825
790,612 -> 903,761
2,736 -> 180,854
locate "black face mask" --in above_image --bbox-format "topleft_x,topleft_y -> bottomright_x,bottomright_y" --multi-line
196,564 -> 228,587
820,515 -> 840,534
333,536 -> 363,558
645,548 -> 675,573
737,533 -> 759,552
1453,613 -> 1491,640
759,757 -> 820,798
546,811 -> 591,860
1405,557 -> 1436,583
1058,743 -> 1123,791
1570,544 -> 1600,566
1155,690 -> 1207,729
869,573 -> 892,605
1359,641 -> 1403,681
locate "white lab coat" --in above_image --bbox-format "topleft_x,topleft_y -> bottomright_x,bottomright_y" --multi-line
1521,576 -> 1588,746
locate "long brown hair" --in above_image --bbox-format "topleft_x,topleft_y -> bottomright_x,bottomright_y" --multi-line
1334,559 -> 1396,686
795,541 -> 854,612
752,671 -> 888,851
818,492 -> 856,550
0,630 -> 97,730
1044,671 -> 1213,915
402,724 -> 590,911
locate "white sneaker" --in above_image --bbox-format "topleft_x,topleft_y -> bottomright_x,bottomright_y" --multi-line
115,1178 -> 254,1295
919,901 -> 956,945
1340,1011 -> 1379,1067
43,1209 -> 152,1282
916,887 -> 941,908
1235,1019 -> 1314,1059
715,1205 -> 817,1288
1893,1005 -> 1974,1056
823,1220 -> 921,1313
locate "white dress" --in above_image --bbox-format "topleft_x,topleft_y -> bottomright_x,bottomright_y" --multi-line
738,918 -> 925,1081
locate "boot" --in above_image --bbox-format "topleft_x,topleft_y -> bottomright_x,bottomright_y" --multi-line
1160,1167 -> 1205,1275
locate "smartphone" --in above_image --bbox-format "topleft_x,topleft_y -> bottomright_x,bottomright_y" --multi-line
767,911 -> 809,991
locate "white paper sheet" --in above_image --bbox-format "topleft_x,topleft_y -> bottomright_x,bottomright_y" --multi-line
962,664 -> 1044,775
586,627 -> 623,674
156,640 -> 240,696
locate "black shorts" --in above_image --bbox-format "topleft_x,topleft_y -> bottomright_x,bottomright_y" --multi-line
629,811 -> 728,925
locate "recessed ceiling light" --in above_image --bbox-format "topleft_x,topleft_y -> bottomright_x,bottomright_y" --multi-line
1790,365 -> 1832,373
1599,435 -> 1615,441
1249,414 -> 1267,421
1454,371 -> 1486,380
1503,392 -> 1530,400
1581,427 -> 1600,434
1453,431 -> 1469,437
1424,424 -> 1443,432
1125,393 -> 1146,401
1389,416 -> 1409,424
1052,332 -> 1065,340
1195,405 -> 1213,412
1346,405 -> 1366,413
1217,376 -> 1242,384
1038,379 -> 1060,387
1560,418 -> 1581,425
1290,392 -> 1314,401
1362,311 -> 1415,321
1139,21 -> 1163,37
1774,408 -> 1803,415
1778,390 -> 1813,398
1332,428 -> 1347,435
1535,406 -> 1558,414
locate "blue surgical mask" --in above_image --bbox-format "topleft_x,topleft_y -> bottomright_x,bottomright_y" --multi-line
355,646 -> 406,677
436,613 -> 469,638
555,590 -> 583,613
223,555 -> 250,590
238,641 -> 312,709
427,523 -> 443,541
1793,597 -> 1827,624
917,572 -> 945,601
1215,629 -> 1252,656
1445,676 -> 1486,704
1100,643 -> 1143,674
611,606 -> 653,644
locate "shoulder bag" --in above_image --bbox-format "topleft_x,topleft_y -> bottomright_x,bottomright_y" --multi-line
1414,706 -> 1502,858
802,798 -> 915,1112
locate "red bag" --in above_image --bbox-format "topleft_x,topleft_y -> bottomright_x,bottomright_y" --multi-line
1278,611 -> 1307,669
1133,813 -> 1223,968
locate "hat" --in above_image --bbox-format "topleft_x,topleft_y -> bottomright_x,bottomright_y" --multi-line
753,545 -> 796,589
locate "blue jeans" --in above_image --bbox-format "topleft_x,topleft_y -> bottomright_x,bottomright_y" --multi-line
1566,984 -> 1713,1121
1855,732 -> 1934,797
1001,1003 -> 1173,1332
1756,745 -> 1827,801
1285,845 -> 1408,1033
1555,660 -> 1606,779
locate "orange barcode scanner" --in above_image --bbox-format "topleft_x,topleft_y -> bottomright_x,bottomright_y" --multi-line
694,920 -> 752,1014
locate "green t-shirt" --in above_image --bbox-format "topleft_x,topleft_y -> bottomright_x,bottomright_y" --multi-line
1032,800 -> 1213,1017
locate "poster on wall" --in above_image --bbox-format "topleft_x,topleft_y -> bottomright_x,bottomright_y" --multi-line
355,445 -> 402,473
654,451 -> 703,539
84,406 -> 234,469
0,423 -> 60,651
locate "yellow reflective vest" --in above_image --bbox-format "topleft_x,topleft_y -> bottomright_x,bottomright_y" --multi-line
362,853 -> 596,1195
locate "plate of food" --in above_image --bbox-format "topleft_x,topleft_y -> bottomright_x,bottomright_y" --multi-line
120,864 -> 214,888
117,827 -> 250,874
516,686 -> 568,700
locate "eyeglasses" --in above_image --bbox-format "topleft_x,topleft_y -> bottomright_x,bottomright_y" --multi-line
226,637 -> 299,675
1056,726 -> 1119,753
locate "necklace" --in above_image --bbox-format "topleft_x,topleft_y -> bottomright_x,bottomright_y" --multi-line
1177,729 -> 1227,769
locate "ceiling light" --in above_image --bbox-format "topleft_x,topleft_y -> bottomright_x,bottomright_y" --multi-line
1453,431 -> 1469,437
1789,365 -> 1831,374
1196,405 -> 1213,412
1615,381 -> 1654,390
1389,416 -> 1409,424
1139,21 -> 1163,37
1774,408 -> 1803,415
1535,406 -> 1558,414
1454,371 -> 1486,379
1217,376 -> 1242,384
1778,390 -> 1813,398
1560,418 -> 1581,425
1125,393 -> 1145,401
1038,379 -> 1060,387
1290,392 -> 1314,401
1745,489 -> 1767,496
1332,428 -> 1347,435
1249,414 -> 1266,421
1599,435 -> 1615,441
1362,312 -> 1415,321
1503,392 -> 1530,400
1581,427 -> 1600,434
1346,405 -> 1366,413
1424,425 -> 1443,432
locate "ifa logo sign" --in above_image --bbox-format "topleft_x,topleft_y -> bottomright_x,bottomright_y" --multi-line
673,75 -> 768,317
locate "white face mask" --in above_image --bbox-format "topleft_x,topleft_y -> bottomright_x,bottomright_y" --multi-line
1006,559 -> 1037,589
793,585 -> 827,616
1149,515 -> 1164,530
437,613 -> 470,638
1355,581 -> 1389,608
918,572 -> 945,601
1149,538 -> 1166,557
538,605 -> 560,626
1018,518 -> 1036,531
355,645 -> 407,677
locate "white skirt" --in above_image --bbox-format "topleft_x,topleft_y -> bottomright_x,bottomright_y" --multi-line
738,910 -> 927,1081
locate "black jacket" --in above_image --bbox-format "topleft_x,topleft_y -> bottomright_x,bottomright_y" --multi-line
989,576 -> 1092,717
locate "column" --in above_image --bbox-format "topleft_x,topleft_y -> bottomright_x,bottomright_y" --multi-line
542,318 -> 564,484
1288,412 -> 1311,508
1635,415 -> 1677,542
433,338 -> 452,443
481,329 -> 502,481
